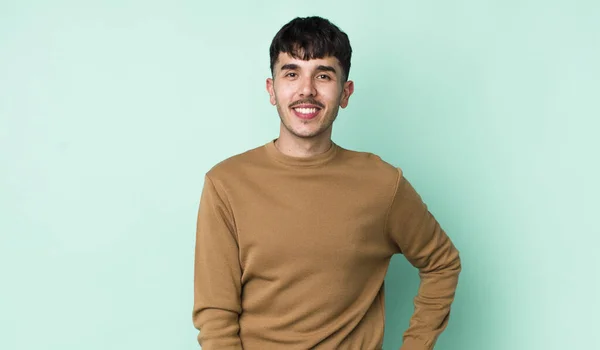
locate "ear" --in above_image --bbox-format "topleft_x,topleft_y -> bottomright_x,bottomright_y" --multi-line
266,78 -> 276,105
339,80 -> 354,108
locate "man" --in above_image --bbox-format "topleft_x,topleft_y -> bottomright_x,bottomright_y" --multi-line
193,16 -> 461,350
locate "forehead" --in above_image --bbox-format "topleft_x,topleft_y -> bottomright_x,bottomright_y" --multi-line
274,52 -> 341,71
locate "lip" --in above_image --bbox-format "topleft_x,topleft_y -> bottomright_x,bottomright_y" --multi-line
292,104 -> 321,109
291,105 -> 321,120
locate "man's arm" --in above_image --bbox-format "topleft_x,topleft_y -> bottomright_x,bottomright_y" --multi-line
385,169 -> 461,350
193,175 -> 243,349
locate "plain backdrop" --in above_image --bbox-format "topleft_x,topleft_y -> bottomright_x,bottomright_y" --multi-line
1,1 -> 598,349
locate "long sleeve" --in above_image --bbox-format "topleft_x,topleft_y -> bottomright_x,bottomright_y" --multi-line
193,175 -> 243,349
385,169 -> 462,350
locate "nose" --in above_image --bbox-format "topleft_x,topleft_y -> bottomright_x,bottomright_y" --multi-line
298,76 -> 316,97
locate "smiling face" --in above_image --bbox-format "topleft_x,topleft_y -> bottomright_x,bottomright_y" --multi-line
266,52 -> 354,142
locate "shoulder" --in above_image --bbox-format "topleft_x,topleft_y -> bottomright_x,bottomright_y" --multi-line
205,143 -> 266,183
336,143 -> 404,180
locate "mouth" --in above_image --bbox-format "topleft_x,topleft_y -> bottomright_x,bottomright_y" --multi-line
291,105 -> 322,120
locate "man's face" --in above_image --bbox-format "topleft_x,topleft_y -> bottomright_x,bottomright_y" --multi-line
266,52 -> 354,140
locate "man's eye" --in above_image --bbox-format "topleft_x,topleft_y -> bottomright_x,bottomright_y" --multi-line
317,74 -> 331,80
286,72 -> 297,78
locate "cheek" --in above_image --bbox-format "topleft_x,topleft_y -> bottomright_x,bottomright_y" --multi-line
275,88 -> 295,105
320,86 -> 343,104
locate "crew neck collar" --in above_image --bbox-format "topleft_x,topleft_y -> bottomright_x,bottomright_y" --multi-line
264,138 -> 339,167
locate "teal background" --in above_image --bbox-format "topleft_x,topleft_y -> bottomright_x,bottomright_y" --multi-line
1,1 -> 598,349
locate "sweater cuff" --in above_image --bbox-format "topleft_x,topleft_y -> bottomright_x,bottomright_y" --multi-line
399,337 -> 432,350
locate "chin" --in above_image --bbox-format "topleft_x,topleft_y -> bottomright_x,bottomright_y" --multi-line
295,127 -> 328,138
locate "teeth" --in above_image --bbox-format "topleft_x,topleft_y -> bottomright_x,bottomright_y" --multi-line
295,107 -> 318,114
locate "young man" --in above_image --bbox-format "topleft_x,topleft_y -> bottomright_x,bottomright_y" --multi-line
193,16 -> 461,350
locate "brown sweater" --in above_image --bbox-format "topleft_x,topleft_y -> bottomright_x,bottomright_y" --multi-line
193,139 -> 461,350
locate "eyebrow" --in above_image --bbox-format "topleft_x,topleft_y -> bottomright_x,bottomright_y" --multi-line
280,64 -> 337,74
316,65 -> 337,74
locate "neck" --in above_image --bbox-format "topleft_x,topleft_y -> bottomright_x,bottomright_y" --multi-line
274,134 -> 333,158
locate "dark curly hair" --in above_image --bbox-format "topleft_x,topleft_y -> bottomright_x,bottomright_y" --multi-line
269,16 -> 352,81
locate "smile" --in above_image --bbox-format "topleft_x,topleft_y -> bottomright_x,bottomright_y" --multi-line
292,107 -> 321,119
294,107 -> 318,114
